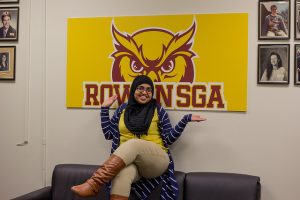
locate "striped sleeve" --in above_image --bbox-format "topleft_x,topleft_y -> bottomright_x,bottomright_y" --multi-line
100,106 -> 121,140
159,106 -> 192,145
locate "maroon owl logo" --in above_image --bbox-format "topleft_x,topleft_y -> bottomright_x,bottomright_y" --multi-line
110,22 -> 197,83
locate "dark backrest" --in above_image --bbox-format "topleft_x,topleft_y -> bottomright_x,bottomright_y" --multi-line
52,164 -> 107,200
51,164 -> 186,200
184,172 -> 261,200
51,165 -> 260,200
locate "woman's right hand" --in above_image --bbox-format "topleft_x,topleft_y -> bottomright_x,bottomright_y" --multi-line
101,95 -> 118,107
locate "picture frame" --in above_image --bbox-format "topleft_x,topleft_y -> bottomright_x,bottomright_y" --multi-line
258,0 -> 290,40
257,44 -> 290,84
294,45 -> 300,84
0,46 -> 16,80
0,7 -> 19,41
0,0 -> 19,4
295,0 -> 300,39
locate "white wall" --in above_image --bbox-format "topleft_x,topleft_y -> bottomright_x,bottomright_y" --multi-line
1,0 -> 300,199
0,0 -> 46,199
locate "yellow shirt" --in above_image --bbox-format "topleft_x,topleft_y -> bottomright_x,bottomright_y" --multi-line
119,109 -> 167,152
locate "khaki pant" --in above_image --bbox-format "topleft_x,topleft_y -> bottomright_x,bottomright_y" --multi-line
111,139 -> 170,196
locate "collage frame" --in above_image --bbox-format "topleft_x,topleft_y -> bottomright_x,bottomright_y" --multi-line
258,0 -> 300,85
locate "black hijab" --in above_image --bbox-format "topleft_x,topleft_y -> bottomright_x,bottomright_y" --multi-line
124,75 -> 157,137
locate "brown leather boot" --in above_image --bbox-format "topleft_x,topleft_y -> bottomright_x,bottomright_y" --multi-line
110,194 -> 128,200
71,154 -> 126,197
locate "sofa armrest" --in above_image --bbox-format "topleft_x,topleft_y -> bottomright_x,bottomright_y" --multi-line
11,186 -> 52,200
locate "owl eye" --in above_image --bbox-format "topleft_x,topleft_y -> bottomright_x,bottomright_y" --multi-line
161,60 -> 174,73
130,60 -> 144,73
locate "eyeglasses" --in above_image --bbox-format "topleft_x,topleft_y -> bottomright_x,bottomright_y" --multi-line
136,86 -> 153,94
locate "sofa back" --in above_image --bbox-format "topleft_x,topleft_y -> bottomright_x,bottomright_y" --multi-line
51,164 -> 260,200
184,172 -> 260,200
51,164 -> 106,200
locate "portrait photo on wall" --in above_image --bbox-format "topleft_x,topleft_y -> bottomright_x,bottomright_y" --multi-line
0,0 -> 19,4
259,0 -> 290,40
295,0 -> 300,39
0,46 -> 15,80
258,44 -> 289,84
294,45 -> 300,84
0,7 -> 19,41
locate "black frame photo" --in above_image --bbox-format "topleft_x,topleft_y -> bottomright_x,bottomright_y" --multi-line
294,45 -> 300,84
295,0 -> 300,39
0,7 -> 19,41
258,44 -> 290,84
258,0 -> 290,40
0,0 -> 19,4
0,46 -> 16,80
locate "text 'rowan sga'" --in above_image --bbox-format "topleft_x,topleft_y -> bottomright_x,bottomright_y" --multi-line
83,82 -> 227,110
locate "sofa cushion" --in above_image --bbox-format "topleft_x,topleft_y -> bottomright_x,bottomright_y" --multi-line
129,171 -> 185,200
52,164 -> 186,200
184,172 -> 260,200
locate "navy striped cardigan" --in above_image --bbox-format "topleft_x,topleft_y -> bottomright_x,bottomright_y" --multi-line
100,103 -> 192,200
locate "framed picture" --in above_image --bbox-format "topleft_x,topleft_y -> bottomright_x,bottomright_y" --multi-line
258,0 -> 290,40
0,0 -> 19,4
295,45 -> 300,84
258,44 -> 290,84
0,46 -> 16,80
295,0 -> 300,39
0,7 -> 19,41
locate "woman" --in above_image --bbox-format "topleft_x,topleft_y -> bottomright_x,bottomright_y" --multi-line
0,53 -> 8,71
71,75 -> 206,200
260,52 -> 287,82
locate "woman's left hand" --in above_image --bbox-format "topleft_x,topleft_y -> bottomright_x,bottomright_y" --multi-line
191,114 -> 207,122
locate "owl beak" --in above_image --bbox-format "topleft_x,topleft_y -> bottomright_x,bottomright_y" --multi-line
146,71 -> 160,82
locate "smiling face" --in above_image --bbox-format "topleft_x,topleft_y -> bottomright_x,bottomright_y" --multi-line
134,83 -> 153,104
2,16 -> 11,30
270,54 -> 278,66
270,5 -> 278,15
1,54 -> 6,62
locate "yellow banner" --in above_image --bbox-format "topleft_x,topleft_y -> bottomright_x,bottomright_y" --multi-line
67,13 -> 248,111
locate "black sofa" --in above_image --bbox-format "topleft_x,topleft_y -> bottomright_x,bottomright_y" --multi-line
12,164 -> 261,200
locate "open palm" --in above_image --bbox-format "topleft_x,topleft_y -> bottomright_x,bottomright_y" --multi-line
102,95 -> 118,107
191,115 -> 206,122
